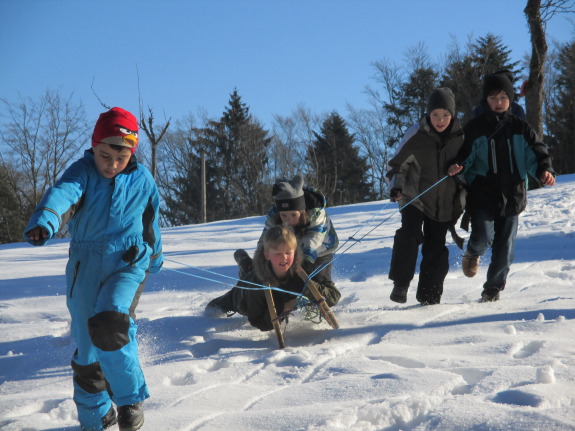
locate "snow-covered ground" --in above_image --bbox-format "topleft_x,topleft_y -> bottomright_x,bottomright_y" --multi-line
1,175 -> 574,431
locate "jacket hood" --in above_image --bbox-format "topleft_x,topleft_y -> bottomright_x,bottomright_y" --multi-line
303,186 -> 327,210
252,242 -> 304,286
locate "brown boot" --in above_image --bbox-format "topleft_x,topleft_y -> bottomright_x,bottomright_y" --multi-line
462,251 -> 480,277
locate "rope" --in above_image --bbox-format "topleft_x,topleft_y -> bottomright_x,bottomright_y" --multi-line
164,175 -> 451,296
164,258 -> 305,297
304,175 -> 451,281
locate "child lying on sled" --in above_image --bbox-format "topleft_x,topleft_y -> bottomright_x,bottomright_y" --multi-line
205,225 -> 340,331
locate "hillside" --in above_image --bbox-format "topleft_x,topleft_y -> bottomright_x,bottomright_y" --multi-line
1,175 -> 574,431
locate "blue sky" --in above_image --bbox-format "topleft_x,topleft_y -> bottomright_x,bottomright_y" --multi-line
1,1 -> 573,130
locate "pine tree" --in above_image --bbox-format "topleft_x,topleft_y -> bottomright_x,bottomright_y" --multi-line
309,112 -> 373,206
0,164 -> 26,244
440,33 -> 520,123
384,67 -> 438,148
202,89 -> 271,220
546,40 -> 575,175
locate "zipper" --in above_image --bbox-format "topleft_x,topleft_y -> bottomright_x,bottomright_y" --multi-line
490,139 -> 498,174
507,139 -> 514,174
69,261 -> 80,298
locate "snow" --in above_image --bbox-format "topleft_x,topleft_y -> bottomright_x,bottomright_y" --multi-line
1,175 -> 575,431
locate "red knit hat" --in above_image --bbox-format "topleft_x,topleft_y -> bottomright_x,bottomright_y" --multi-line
92,107 -> 139,154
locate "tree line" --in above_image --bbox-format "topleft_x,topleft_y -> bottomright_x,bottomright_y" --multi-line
1,32 -> 574,244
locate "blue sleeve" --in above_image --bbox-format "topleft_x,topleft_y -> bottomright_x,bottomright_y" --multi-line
145,182 -> 164,273
23,160 -> 86,246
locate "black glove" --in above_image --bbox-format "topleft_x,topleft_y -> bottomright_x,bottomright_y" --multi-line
390,188 -> 402,202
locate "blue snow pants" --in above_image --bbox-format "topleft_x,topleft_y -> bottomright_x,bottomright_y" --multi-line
467,207 -> 519,291
66,241 -> 150,430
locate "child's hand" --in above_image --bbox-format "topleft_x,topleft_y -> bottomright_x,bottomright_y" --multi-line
540,171 -> 555,186
390,189 -> 403,202
26,226 -> 48,241
448,164 -> 463,176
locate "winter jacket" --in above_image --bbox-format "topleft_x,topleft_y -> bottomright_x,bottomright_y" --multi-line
455,108 -> 553,217
236,246 -> 341,331
260,186 -> 339,265
24,149 -> 163,275
387,116 -> 465,223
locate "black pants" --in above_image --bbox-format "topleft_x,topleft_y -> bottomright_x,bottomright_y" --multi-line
389,205 -> 450,303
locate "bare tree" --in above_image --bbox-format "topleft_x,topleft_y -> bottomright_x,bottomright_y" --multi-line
524,0 -> 575,136
138,106 -> 170,179
0,89 -> 89,213
346,104 -> 390,199
135,67 -> 171,179
271,104 -> 323,181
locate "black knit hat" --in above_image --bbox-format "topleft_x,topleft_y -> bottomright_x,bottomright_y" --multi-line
272,175 -> 306,211
483,71 -> 515,103
427,88 -> 455,117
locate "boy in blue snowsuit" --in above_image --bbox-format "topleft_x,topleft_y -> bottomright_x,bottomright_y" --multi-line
24,107 -> 163,431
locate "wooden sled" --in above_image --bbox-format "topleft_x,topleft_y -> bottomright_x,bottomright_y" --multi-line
265,287 -> 286,349
295,267 -> 340,330
265,269 -> 340,349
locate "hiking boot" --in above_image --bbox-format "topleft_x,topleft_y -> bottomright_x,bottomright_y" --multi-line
234,249 -> 253,279
102,406 -> 117,429
205,289 -> 237,317
390,284 -> 409,304
118,402 -> 144,431
81,406 -> 117,431
481,287 -> 500,302
462,251 -> 480,277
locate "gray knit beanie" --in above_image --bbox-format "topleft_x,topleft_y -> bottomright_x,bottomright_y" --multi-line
272,175 -> 306,211
427,88 -> 456,117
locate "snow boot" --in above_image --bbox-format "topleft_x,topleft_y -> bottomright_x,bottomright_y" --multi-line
80,406 -> 117,431
234,248 -> 253,279
481,287 -> 500,302
390,284 -> 409,304
462,251 -> 480,277
205,289 -> 237,316
118,402 -> 144,431
102,406 -> 118,429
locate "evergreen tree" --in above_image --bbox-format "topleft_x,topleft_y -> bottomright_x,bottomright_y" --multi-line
308,112 -> 372,206
0,164 -> 26,244
440,33 -> 521,123
546,39 -> 575,175
202,89 -> 271,220
384,67 -> 438,148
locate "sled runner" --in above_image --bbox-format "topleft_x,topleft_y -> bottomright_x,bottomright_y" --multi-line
295,267 -> 340,330
265,287 -> 286,349
264,268 -> 340,348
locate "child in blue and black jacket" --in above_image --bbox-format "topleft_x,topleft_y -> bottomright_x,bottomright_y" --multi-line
448,73 -> 554,302
24,107 -> 163,431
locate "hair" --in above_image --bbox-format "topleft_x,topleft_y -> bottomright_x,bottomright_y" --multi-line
262,225 -> 297,254
486,89 -> 510,98
108,143 -> 133,153
271,209 -> 308,228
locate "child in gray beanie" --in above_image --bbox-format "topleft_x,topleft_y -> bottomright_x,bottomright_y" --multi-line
386,87 -> 465,305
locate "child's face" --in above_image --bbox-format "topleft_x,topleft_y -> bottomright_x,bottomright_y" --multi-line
264,243 -> 295,278
487,91 -> 511,114
429,109 -> 452,133
279,211 -> 301,227
93,144 -> 132,178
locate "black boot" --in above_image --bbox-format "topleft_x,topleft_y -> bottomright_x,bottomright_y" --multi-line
102,406 -> 118,429
118,402 -> 144,431
205,289 -> 238,316
481,287 -> 500,302
390,283 -> 409,304
81,406 -> 117,431
234,249 -> 253,279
